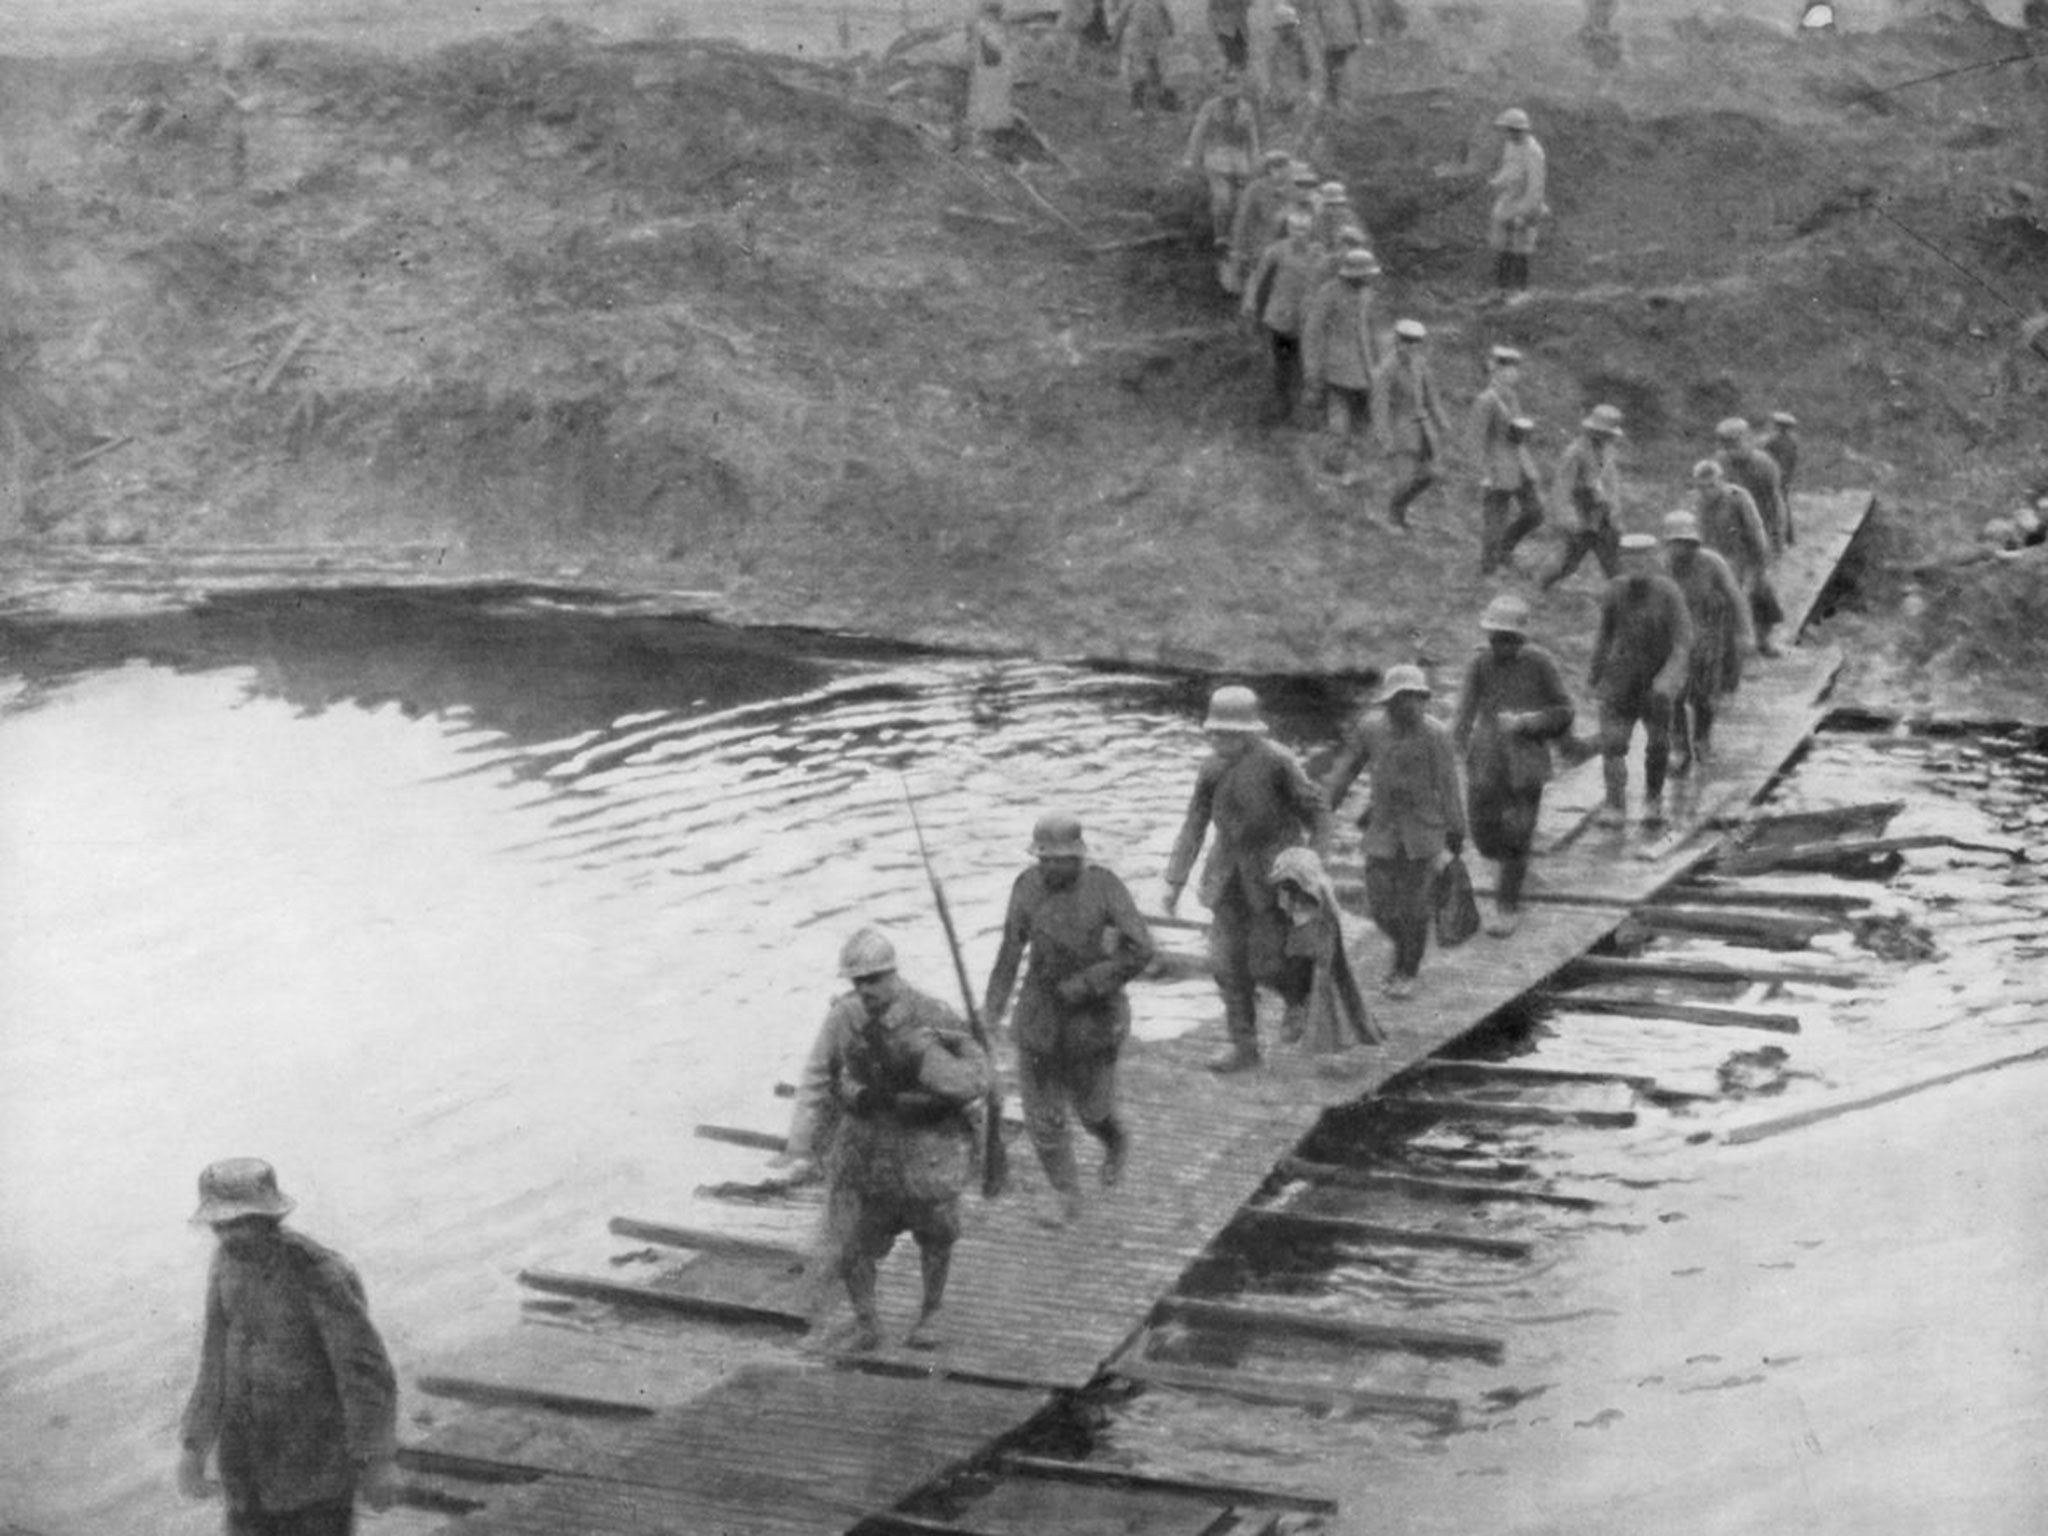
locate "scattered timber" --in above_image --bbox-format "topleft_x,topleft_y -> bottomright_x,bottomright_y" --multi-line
1665,880 -> 1875,913
1558,953 -> 1863,988
998,1453 -> 1341,1514
606,1216 -> 807,1267
1548,991 -> 1803,1033
515,1269 -> 809,1331
1716,799 -> 1905,848
1157,1296 -> 1506,1364
412,1374 -> 655,1419
1276,1157 -> 1601,1211
1719,832 -> 2023,877
1626,904 -> 1840,949
1110,1355 -> 1462,1425
1720,1043 -> 2048,1145
1383,1095 -> 1638,1130
1232,1205 -> 1534,1260
693,1123 -> 789,1153
1411,1058 -> 1661,1092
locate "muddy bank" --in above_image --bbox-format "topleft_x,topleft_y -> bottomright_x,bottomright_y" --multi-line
1,5 -> 2044,697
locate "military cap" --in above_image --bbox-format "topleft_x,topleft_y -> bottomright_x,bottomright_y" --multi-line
1495,107 -> 1532,132
1619,532 -> 1661,553
1663,509 -> 1704,542
1394,318 -> 1427,341
1714,415 -> 1752,441
1489,345 -> 1523,365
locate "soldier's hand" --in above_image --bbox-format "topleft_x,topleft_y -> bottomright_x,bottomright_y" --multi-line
357,1458 -> 399,1513
1445,830 -> 1465,857
177,1448 -> 218,1501
1161,883 -> 1181,919
1055,975 -> 1092,1006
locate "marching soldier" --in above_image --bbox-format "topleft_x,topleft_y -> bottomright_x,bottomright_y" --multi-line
1588,532 -> 1693,828
1660,508 -> 1752,776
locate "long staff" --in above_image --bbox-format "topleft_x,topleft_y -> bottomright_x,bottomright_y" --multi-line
900,778 -> 1009,1199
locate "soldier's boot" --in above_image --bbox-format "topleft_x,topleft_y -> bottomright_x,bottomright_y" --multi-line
1757,622 -> 1782,658
906,1242 -> 953,1348
1094,1117 -> 1131,1188
1594,755 -> 1629,828
1643,742 -> 1671,827
836,1263 -> 883,1354
1207,990 -> 1262,1073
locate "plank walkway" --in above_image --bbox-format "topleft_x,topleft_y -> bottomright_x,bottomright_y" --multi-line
425,494 -> 1875,1535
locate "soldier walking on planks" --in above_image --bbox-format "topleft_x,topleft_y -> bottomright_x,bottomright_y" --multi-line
1325,664 -> 1467,999
1660,508 -> 1752,777
1716,414 -> 1795,557
1689,458 -> 1779,660
1472,346 -> 1546,575
1301,247 -> 1387,480
178,1159 -> 400,1536
786,927 -> 994,1352
1760,410 -> 1800,507
1164,684 -> 1333,1073
984,813 -> 1156,1228
1374,319 -> 1454,533
1226,148 -> 1296,294
1243,210 -> 1323,424
1541,404 -> 1626,590
1588,532 -> 1694,829
1450,594 -> 1576,938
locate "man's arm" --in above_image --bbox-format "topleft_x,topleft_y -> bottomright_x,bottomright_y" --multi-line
1064,870 -> 1158,1001
177,1264 -> 227,1498
299,1245 -> 399,1502
1449,652 -> 1483,754
981,873 -> 1032,1025
1163,760 -> 1219,904
1652,584 -> 1695,700
783,1008 -> 844,1163
1523,649 -> 1577,739
1589,587 -> 1618,690
1324,724 -> 1371,816
1278,745 -> 1335,855
1433,726 -> 1467,843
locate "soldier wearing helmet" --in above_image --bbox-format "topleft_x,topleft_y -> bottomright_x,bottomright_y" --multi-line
1183,75 -> 1264,286
1301,244 -> 1387,482
178,1159 -> 399,1530
1589,533 -> 1694,828
1661,507 -> 1753,776
1163,685 -> 1333,1072
1472,347 -> 1547,575
1450,594 -> 1575,937
983,813 -> 1155,1227
785,925 -> 993,1352
1226,149 -> 1298,293
1243,209 -> 1324,424
1690,455 -> 1780,657
1542,404 -> 1627,590
1487,107 -> 1548,297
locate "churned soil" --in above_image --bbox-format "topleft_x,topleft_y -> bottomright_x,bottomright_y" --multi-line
1,0 -> 2044,704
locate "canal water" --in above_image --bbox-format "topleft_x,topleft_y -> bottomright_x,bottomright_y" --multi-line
2,591 -> 2044,1534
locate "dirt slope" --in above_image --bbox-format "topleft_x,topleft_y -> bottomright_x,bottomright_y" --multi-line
1,6 -> 2044,697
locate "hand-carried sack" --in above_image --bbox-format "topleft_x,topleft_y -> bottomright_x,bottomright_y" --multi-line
1431,855 -> 1481,947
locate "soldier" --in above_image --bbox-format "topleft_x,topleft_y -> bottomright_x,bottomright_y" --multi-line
1715,415 -> 1792,553
965,0 -> 1019,151
1690,457 -> 1781,657
1588,532 -> 1694,828
1760,410 -> 1800,519
1303,0 -> 1369,108
1542,404 -> 1626,590
178,1159 -> 399,1536
1472,345 -> 1545,573
1226,149 -> 1297,292
1163,684 -> 1333,1073
1450,594 -> 1576,937
1113,0 -> 1177,113
1184,76 -> 1263,283
1264,4 -> 1314,116
1301,246 -> 1386,479
1326,664 -> 1466,999
785,927 -> 994,1351
1209,0 -> 1252,71
1243,210 -> 1324,423
1487,107 -> 1548,297
1310,180 -> 1361,249
1374,319 -> 1453,532
984,813 -> 1156,1228
1660,508 -> 1752,776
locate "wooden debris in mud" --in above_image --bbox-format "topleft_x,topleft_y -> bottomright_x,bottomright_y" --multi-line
1232,1205 -> 1534,1260
1549,990 -> 1803,1033
1719,1042 -> 2048,1145
1276,1157 -> 1601,1210
1157,1295 -> 1506,1364
1621,903 -> 1842,950
515,1268 -> 809,1331
1112,1354 -> 1462,1424
1558,953 -> 1864,989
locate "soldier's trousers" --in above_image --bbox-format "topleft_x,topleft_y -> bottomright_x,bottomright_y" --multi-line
1599,695 -> 1674,803
1547,519 -> 1619,586
1365,853 -> 1435,980
227,1499 -> 355,1536
1469,779 -> 1543,909
1210,877 -> 1311,1047
1018,1045 -> 1122,1194
1481,484 -> 1545,572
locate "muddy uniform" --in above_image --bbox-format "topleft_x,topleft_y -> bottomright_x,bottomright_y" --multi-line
1244,231 -> 1324,420
1165,736 -> 1332,1057
1545,433 -> 1623,586
1227,165 -> 1292,293
1300,274 -> 1384,467
1302,0 -> 1368,104
1114,0 -> 1176,110
1761,427 -> 1799,516
181,1231 -> 399,1536
1720,443 -> 1790,555
1326,713 -> 1466,985
1209,0 -> 1252,69
1450,644 -> 1574,914
984,864 -> 1155,1197
1184,92 -> 1262,258
1473,384 -> 1543,573
788,986 -> 991,1319
1489,133 -> 1547,265
1589,572 -> 1694,816
1374,345 -> 1452,528
1663,541 -> 1751,769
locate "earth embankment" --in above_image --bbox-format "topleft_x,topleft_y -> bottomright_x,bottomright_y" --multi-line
1,5 -> 2044,699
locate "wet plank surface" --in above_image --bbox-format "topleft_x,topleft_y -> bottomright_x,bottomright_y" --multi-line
422,492 -> 1874,1535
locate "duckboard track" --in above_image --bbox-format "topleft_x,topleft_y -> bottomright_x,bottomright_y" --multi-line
407,490 -> 1874,1535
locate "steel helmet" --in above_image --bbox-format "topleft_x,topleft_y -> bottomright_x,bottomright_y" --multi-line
1375,663 -> 1432,703
837,926 -> 898,979
1714,415 -> 1752,442
1028,813 -> 1088,859
1338,248 -> 1382,279
1202,685 -> 1268,735
1663,509 -> 1704,542
1495,107 -> 1532,132
191,1158 -> 295,1226
1582,404 -> 1625,436
1394,318 -> 1427,341
1619,531 -> 1661,554
1479,593 -> 1531,634
1690,457 -> 1724,483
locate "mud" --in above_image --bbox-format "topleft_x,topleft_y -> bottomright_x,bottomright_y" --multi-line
1,1 -> 2046,698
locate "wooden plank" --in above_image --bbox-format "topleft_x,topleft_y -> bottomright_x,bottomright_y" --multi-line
931,1471 -> 1238,1536
1111,1355 -> 1461,1425
413,1374 -> 655,1419
1550,991 -> 1802,1033
999,1453 -> 1339,1515
516,1269 -> 809,1331
1557,953 -> 1863,988
694,1123 -> 790,1152
1233,1206 -> 1533,1260
1664,881 -> 1875,912
1384,1096 -> 1638,1129
1719,832 -> 2022,876
608,1215 -> 809,1265
1276,1158 -> 1600,1211
1157,1296 -> 1505,1364
1412,1058 -> 1660,1092
1628,904 -> 1839,948
1721,1043 -> 2048,1145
